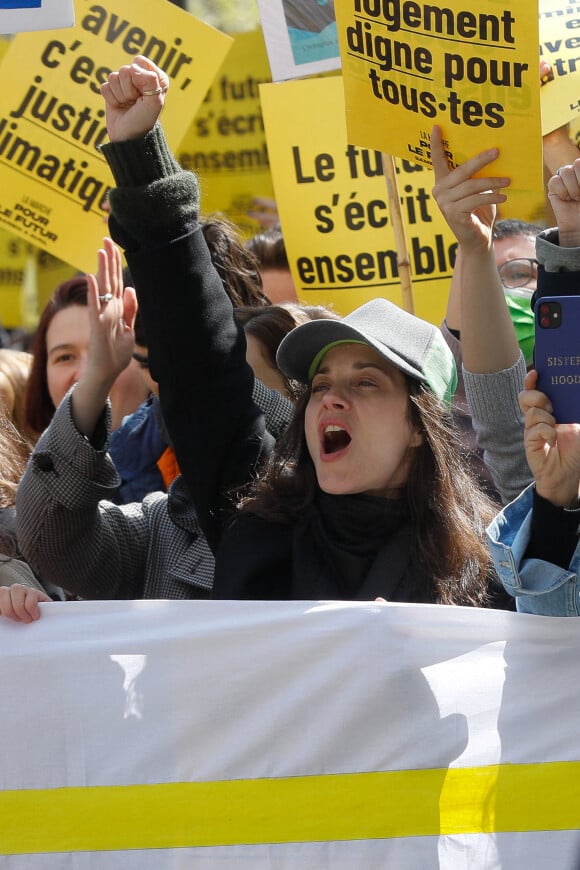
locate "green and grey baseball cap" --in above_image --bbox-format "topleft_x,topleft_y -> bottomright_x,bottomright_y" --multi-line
276,298 -> 457,405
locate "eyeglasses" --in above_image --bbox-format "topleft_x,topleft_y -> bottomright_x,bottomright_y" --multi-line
497,258 -> 538,289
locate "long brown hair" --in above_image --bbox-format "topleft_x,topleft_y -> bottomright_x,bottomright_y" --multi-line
239,377 -> 495,606
24,276 -> 88,436
201,217 -> 269,308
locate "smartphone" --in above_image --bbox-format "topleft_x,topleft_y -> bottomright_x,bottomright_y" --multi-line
534,295 -> 580,423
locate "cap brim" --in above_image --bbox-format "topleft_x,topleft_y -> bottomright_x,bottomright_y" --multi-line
276,318 -> 426,385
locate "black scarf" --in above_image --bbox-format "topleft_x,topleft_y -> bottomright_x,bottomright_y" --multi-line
291,490 -> 432,602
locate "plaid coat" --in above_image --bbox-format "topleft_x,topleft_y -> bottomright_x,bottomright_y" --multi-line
16,381 -> 293,600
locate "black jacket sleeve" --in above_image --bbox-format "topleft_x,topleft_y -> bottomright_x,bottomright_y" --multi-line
101,126 -> 273,552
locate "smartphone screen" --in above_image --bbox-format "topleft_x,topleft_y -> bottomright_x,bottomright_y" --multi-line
534,295 -> 580,424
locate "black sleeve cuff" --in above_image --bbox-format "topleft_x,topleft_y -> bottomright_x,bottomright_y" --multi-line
100,124 -> 181,188
532,264 -> 580,309
526,487 -> 580,569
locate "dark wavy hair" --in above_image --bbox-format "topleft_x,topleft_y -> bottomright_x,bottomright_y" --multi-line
239,377 -> 496,606
201,217 -> 269,308
24,276 -> 88,436
234,302 -> 339,399
245,227 -> 289,272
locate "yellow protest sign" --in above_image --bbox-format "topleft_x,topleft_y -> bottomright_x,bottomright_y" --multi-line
177,28 -> 274,238
0,231 -> 76,329
36,247 -> 77,309
0,0 -> 232,272
260,75 -> 459,325
334,0 -> 542,216
0,230 -> 30,329
539,1 -> 580,134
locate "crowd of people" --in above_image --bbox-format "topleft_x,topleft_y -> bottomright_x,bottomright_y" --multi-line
0,54 -> 579,624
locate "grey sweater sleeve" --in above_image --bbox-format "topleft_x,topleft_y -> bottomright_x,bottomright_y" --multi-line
0,556 -> 46,592
537,228 -> 580,272
464,353 -> 531,505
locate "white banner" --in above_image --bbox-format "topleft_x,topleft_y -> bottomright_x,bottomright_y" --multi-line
2,599 -> 580,867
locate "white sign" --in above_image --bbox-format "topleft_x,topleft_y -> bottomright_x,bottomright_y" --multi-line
0,0 -> 74,34
257,0 -> 340,80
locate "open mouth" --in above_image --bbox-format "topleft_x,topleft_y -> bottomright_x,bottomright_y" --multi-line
323,424 -> 352,455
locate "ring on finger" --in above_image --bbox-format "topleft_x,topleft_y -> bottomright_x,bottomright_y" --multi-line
99,293 -> 113,303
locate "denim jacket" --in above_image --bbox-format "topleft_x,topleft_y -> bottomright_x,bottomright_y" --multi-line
486,484 -> 580,616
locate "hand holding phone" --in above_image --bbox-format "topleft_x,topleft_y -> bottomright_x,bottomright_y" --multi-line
534,295 -> 580,424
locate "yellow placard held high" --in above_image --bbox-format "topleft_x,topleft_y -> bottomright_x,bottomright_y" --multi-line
261,75 -> 459,325
177,29 -> 274,238
334,0 -> 542,217
539,1 -> 580,134
0,231 -> 76,329
0,0 -> 232,272
0,230 -> 30,329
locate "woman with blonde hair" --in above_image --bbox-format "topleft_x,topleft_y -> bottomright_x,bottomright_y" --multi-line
0,348 -> 33,440
0,405 -> 46,593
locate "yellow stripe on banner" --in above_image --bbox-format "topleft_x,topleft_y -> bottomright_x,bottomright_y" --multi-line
2,761 -> 580,854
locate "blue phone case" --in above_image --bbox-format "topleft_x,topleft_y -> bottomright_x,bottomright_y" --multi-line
534,295 -> 580,424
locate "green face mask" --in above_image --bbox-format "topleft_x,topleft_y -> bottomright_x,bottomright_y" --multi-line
504,291 -> 534,366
